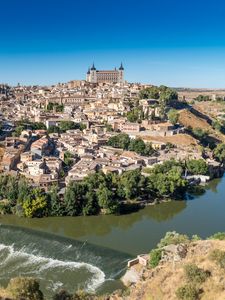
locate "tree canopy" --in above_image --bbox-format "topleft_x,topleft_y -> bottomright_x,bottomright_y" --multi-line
167,109 -> 179,125
213,143 -> 225,163
0,161 -> 190,218
108,134 -> 155,156
186,159 -> 208,175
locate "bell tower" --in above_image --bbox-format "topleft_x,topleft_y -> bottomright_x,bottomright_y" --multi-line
119,62 -> 124,84
90,63 -> 97,83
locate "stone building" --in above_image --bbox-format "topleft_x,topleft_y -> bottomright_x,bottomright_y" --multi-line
86,63 -> 124,84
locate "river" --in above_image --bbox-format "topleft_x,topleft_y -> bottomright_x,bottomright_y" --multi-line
0,176 -> 225,297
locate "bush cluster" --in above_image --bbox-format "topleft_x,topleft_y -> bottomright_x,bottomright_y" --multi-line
149,249 -> 162,268
184,264 -> 210,284
157,231 -> 189,248
176,284 -> 202,300
208,232 -> 225,240
210,249 -> 225,268
176,263 -> 210,300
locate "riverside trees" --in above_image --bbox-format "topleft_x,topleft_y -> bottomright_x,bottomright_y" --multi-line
0,160 -> 190,218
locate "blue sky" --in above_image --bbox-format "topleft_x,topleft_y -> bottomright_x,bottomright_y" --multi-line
1,0 -> 225,87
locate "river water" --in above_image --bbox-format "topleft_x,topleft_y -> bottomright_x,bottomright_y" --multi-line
0,176 -> 225,297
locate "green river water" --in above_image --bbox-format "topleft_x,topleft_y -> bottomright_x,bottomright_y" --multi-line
0,176 -> 224,297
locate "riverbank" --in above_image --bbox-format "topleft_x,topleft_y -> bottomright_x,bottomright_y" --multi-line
0,175 -> 224,296
114,234 -> 225,300
1,233 -> 225,299
1,159 -> 220,218
0,175 -> 224,256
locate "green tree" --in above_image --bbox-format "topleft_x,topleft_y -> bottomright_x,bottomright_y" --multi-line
159,86 -> 178,103
97,184 -> 119,214
64,182 -> 86,216
192,127 -> 207,139
186,159 -> 208,175
59,121 -> 79,132
213,143 -> 225,163
148,164 -> 187,198
48,125 -> 60,134
22,188 -> 48,218
12,125 -> 25,137
139,86 -> 160,99
64,151 -> 75,167
107,133 -> 130,149
119,169 -> 146,200
126,107 -> 144,122
82,191 -> 99,216
194,95 -> 210,102
6,176 -> 18,205
49,185 -> 65,216
128,138 -> 146,155
17,177 -> 30,202
212,120 -> 222,132
167,109 -> 179,125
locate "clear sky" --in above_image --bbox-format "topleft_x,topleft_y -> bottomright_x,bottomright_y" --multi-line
1,0 -> 225,87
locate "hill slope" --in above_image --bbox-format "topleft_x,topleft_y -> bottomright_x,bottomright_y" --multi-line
114,239 -> 225,300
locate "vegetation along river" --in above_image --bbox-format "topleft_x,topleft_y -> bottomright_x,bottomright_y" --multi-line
0,176 -> 225,297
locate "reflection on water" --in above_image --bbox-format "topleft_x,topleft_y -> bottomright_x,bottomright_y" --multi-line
0,176 -> 225,297
205,177 -> 221,193
0,200 -> 186,240
0,176 -> 225,292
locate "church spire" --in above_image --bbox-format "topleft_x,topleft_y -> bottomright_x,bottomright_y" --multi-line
91,62 -> 96,70
119,62 -> 124,70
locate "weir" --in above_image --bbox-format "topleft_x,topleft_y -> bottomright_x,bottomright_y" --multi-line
0,224 -> 132,297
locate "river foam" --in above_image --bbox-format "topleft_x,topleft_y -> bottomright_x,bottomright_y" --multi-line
0,242 -> 105,291
0,224 -> 131,296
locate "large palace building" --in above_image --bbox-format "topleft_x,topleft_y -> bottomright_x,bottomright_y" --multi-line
86,63 -> 124,84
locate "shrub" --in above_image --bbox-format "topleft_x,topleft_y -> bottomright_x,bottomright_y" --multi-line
157,231 -> 189,248
6,277 -> 43,300
53,289 -> 72,300
208,232 -> 225,240
73,290 -> 96,299
210,249 -> 225,268
176,284 -> 202,300
191,235 -> 201,242
184,264 -> 210,284
0,202 -> 11,215
149,249 -> 162,268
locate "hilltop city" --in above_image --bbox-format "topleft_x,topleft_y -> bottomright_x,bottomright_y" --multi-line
1,65 -> 225,299
0,64 -> 225,217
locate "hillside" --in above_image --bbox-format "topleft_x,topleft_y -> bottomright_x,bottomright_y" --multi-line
112,236 -> 225,300
178,109 -> 211,131
178,108 -> 225,143
1,234 -> 225,299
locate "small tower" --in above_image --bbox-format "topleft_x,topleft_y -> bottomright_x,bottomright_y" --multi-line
90,63 -> 97,83
119,62 -> 124,84
86,67 -> 90,82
